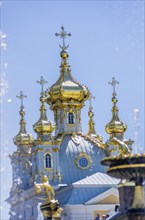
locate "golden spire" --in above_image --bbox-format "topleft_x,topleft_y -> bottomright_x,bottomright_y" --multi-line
46,26 -> 90,109
105,77 -> 127,135
88,94 -> 96,136
13,91 -> 34,146
56,26 -> 72,73
33,76 -> 55,137
55,26 -> 71,73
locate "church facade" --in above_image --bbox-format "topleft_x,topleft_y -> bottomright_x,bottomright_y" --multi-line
7,27 -> 133,220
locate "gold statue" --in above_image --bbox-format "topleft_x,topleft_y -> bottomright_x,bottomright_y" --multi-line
106,137 -> 131,156
34,175 -> 55,203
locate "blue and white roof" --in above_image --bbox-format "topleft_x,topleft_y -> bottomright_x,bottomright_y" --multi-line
56,172 -> 119,206
73,172 -> 119,187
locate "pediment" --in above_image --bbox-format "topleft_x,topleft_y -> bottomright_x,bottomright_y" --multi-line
85,187 -> 119,205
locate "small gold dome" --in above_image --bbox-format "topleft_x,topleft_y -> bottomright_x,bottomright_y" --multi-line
46,50 -> 90,106
33,119 -> 55,135
33,97 -> 55,135
14,110 -> 34,146
14,132 -> 34,146
105,97 -> 127,134
105,119 -> 127,134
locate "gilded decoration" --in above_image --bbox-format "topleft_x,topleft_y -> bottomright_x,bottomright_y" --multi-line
105,137 -> 131,156
75,152 -> 92,170
52,170 -> 62,182
52,148 -> 60,152
81,134 -> 104,149
34,175 -> 55,203
34,139 -> 53,146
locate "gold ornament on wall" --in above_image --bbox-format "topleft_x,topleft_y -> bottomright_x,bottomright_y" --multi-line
75,152 -> 92,170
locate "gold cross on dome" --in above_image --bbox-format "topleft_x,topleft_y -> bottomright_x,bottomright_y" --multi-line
37,76 -> 47,93
16,91 -> 27,108
55,26 -> 71,50
109,77 -> 119,96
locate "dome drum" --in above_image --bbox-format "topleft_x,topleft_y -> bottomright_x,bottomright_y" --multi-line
47,99 -> 85,111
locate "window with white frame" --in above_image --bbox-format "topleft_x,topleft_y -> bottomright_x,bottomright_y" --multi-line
45,153 -> 52,168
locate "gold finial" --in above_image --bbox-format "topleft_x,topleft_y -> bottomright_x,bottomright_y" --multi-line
55,26 -> 71,50
109,77 -> 119,97
37,76 -> 48,96
88,93 -> 96,136
34,175 -> 55,204
16,91 -> 27,110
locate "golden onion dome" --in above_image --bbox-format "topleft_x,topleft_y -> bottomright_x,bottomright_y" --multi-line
105,96 -> 127,134
14,106 -> 34,146
33,95 -> 55,135
46,50 -> 90,106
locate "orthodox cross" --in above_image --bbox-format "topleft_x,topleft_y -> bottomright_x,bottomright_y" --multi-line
88,93 -> 95,108
55,26 -> 71,50
37,76 -> 47,94
109,77 -> 119,96
16,91 -> 27,109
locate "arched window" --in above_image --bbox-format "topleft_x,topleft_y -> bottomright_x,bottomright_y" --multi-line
45,153 -> 52,168
68,113 -> 74,124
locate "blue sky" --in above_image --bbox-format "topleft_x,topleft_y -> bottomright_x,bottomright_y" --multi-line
1,1 -> 144,219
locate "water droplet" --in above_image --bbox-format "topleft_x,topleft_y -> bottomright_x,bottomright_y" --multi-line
8,98 -> 12,103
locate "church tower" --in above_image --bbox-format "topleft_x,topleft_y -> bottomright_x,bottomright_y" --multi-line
11,91 -> 34,190
7,27 -> 121,220
32,76 -> 55,182
8,91 -> 35,220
